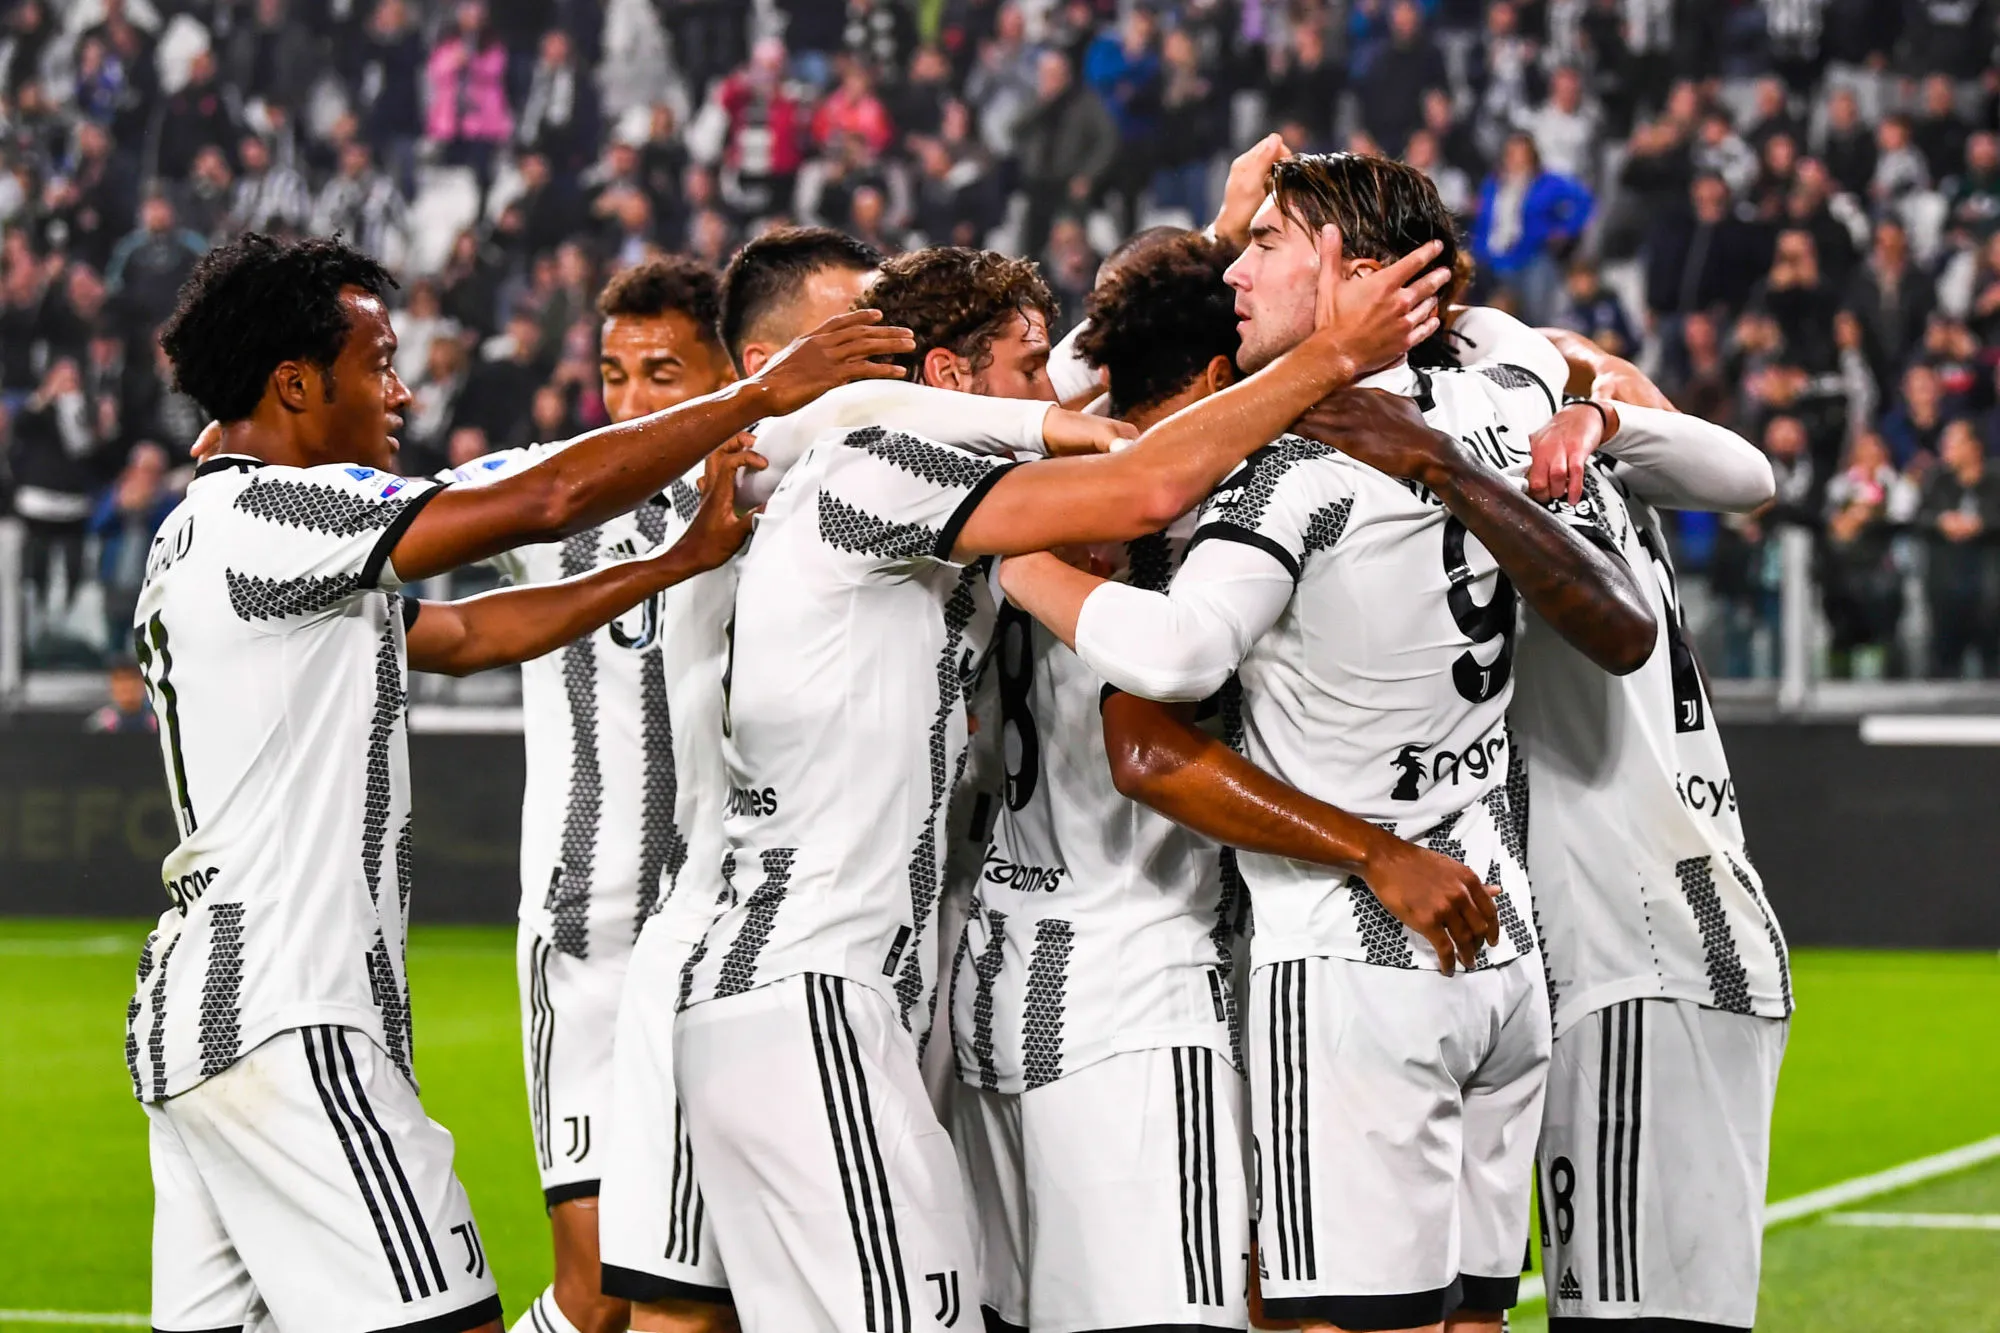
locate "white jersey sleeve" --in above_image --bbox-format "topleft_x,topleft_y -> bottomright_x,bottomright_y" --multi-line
813,425 -> 1020,571
1600,405 -> 1776,514
439,441 -> 570,583
224,463 -> 447,617
741,382 -> 1048,507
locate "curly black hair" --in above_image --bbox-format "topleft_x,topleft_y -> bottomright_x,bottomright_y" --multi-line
158,233 -> 396,423
718,226 -> 882,369
861,247 -> 1057,380
597,255 -> 724,349
1076,234 -> 1239,418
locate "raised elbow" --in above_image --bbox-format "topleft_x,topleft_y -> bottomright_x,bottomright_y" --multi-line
1131,476 -> 1198,536
1732,458 -> 1778,513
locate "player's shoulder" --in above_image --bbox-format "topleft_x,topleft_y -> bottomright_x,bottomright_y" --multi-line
1444,306 -> 1567,407
442,442 -> 555,488
825,423 -> 1008,490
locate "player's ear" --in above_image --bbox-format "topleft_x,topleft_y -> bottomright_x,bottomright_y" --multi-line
271,359 -> 314,414
739,342 -> 773,377
921,345 -> 969,391
1203,355 -> 1238,396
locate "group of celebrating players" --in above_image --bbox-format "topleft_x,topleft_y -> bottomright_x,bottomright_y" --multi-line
122,140 -> 1793,1333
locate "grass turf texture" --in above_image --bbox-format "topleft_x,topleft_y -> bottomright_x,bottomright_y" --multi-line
2,922 -> 1995,1331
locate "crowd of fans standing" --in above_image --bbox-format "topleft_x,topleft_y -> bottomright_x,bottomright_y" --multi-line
5,0 -> 2000,680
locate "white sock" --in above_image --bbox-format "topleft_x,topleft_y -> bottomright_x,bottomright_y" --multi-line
509,1286 -> 583,1333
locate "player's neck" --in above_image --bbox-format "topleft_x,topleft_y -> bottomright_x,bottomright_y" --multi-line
210,412 -> 321,470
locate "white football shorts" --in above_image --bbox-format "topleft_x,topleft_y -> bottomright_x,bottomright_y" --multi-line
597,917 -> 731,1306
147,1024 -> 501,1333
516,926 -> 628,1204
675,973 -> 979,1333
953,1045 -> 1250,1333
1538,998 -> 1787,1331
1249,954 -> 1550,1330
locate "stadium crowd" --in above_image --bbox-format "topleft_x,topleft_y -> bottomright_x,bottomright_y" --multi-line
5,0 -> 2000,679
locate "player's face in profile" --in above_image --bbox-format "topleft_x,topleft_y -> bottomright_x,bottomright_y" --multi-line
969,307 -> 1056,401
324,288 -> 412,472
1224,197 -> 1321,373
599,312 -> 734,424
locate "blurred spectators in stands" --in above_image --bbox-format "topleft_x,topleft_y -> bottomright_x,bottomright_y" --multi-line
1471,131 -> 1592,323
1921,420 -> 2000,676
85,657 -> 155,733
8,0 -> 2000,683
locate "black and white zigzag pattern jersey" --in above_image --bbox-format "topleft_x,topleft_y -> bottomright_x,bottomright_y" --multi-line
678,426 -> 1014,1033
448,445 -> 734,957
124,455 -> 447,1103
949,520 -> 1239,1094
1511,426 -> 1793,1036
1167,327 -> 1586,977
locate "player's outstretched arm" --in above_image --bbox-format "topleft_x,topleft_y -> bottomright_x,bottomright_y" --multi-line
405,443 -> 762,676
388,312 -> 912,582
949,234 -> 1450,560
1530,396 -> 1776,515
1535,324 -> 1677,409
1294,388 -> 1658,676
1101,692 -> 1499,974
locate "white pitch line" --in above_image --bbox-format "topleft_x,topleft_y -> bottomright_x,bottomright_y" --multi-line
1518,1132 -> 2000,1307
1825,1212 -> 2000,1230
0,937 -> 138,956
0,1312 -> 149,1327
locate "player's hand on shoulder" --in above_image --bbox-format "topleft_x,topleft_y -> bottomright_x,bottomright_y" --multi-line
678,435 -> 765,570
748,310 -> 916,417
1041,407 -> 1137,456
1307,229 -> 1449,377
192,420 -> 223,462
1356,828 -> 1501,976
1293,387 -> 1463,484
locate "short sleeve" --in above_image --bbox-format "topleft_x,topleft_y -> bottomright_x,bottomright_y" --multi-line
221,464 -> 446,626
1449,306 -> 1567,412
815,427 -> 1018,569
1185,436 -> 1355,581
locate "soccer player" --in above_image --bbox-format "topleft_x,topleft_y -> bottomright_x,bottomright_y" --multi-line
670,239 -> 1450,1331
1511,336 -> 1793,1333
993,155 -> 1656,1333
947,232 -> 1258,1333
593,231 -> 1127,1330
123,233 -> 908,1333
434,256 -> 750,1333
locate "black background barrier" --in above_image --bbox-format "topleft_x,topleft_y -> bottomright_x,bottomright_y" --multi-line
2,724 -> 1994,948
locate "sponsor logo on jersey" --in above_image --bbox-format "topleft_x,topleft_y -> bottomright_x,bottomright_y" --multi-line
980,846 -> 1066,893
1676,771 -> 1737,817
1388,731 -> 1508,799
165,865 -> 221,915
726,785 -> 781,818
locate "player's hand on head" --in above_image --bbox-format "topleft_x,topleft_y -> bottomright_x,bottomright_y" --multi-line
1042,407 -> 1137,456
1358,831 -> 1500,976
1528,402 -> 1612,506
749,309 -> 916,416
1311,233 -> 1449,375
1212,132 -> 1291,248
1293,387 -> 1462,483
680,435 -> 765,569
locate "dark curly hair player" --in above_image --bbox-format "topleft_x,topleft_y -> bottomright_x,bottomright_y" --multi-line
862,246 -> 1060,394
122,231 -> 910,1333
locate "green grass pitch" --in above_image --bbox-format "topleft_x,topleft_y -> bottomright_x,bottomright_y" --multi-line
3,920 -> 1996,1330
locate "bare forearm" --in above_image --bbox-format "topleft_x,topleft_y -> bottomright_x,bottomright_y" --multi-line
411,550 -> 704,676
1424,453 -> 1655,674
1105,694 -> 1385,873
393,381 -> 766,581
956,340 -> 1361,557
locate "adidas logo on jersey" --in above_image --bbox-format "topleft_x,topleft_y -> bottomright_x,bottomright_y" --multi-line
606,538 -> 639,560
1556,1268 -> 1584,1303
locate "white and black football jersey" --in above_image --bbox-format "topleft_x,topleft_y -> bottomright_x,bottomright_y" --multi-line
677,426 -> 1015,1036
950,525 -> 1239,1094
1512,449 -> 1793,1033
124,455 -> 447,1102
448,447 -> 737,958
1153,356 -> 1589,975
